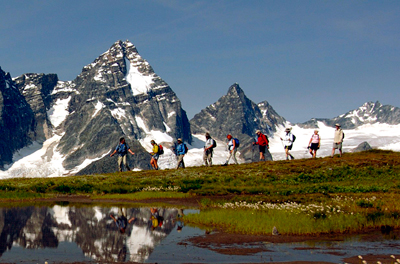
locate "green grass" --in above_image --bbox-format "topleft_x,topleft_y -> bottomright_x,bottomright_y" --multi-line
184,193 -> 400,235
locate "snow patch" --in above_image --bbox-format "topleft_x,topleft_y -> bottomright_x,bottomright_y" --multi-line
125,58 -> 154,95
92,101 -> 105,118
167,111 -> 176,119
47,97 -> 71,128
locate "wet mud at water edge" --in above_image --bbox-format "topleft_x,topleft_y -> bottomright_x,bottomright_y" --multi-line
0,204 -> 398,264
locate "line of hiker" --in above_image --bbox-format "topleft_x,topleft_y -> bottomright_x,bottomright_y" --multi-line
110,124 -> 344,171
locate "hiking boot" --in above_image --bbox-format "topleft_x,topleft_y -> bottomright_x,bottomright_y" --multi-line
290,155 -> 295,160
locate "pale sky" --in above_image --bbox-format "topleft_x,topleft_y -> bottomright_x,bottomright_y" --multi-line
1,0 -> 399,123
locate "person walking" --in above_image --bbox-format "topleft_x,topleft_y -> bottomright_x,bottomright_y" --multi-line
280,128 -> 295,160
308,130 -> 321,158
331,123 -> 344,157
223,134 -> 238,165
150,140 -> 160,170
253,130 -> 269,161
203,132 -> 215,167
175,138 -> 186,169
110,137 -> 135,172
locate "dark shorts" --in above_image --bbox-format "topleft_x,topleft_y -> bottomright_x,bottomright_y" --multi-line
259,145 -> 266,153
310,143 -> 319,151
284,145 -> 292,150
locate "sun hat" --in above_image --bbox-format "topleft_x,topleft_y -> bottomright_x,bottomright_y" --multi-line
335,123 -> 341,127
285,127 -> 292,132
177,138 -> 182,142
256,130 -> 261,134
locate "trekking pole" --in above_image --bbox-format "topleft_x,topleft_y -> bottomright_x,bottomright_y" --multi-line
251,143 -> 254,163
252,138 -> 256,163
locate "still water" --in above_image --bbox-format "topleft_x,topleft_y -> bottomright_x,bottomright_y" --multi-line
0,205 -> 398,263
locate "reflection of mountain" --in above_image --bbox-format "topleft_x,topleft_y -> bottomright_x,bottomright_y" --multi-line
0,205 -> 179,262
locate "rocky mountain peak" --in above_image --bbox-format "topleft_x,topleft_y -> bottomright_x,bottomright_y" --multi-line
1,40 -> 191,175
190,83 -> 287,162
227,83 -> 243,96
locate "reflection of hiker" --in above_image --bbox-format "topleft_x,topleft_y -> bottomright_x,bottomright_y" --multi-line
280,128 -> 295,160
253,130 -> 269,161
223,134 -> 238,165
149,208 -> 164,231
176,208 -> 184,232
308,130 -> 320,158
110,137 -> 135,172
150,140 -> 159,170
203,133 -> 216,167
110,208 -> 135,234
175,138 -> 186,169
331,123 -> 344,158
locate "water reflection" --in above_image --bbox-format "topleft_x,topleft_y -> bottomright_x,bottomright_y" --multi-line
0,205 -> 399,264
0,205 -> 189,263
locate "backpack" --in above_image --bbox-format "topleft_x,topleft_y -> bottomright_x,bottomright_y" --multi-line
291,134 -> 296,143
342,131 -> 345,139
261,133 -> 269,146
234,138 -> 240,147
184,143 -> 188,154
117,143 -> 127,154
158,144 -> 164,155
212,139 -> 217,148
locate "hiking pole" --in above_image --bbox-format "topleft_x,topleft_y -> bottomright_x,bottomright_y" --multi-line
251,138 -> 255,163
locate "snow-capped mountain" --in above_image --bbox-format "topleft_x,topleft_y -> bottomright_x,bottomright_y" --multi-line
298,101 -> 400,129
0,40 -> 191,177
190,83 -> 286,162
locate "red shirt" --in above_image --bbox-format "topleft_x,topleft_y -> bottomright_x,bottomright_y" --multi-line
256,133 -> 268,146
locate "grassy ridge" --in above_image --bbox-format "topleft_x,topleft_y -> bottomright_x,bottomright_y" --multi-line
0,150 -> 399,199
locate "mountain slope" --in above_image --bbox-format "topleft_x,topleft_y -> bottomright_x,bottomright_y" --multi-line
0,68 -> 36,167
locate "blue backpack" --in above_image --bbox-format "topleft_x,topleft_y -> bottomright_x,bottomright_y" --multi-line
234,138 -> 240,147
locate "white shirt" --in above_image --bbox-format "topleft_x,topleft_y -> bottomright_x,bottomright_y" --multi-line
283,132 -> 293,147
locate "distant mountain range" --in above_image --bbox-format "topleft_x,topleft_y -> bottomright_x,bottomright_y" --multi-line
1,40 -> 399,177
298,101 -> 400,129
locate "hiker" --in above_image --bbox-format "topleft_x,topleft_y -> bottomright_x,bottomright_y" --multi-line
280,128 -> 295,160
223,134 -> 238,165
331,123 -> 344,157
253,130 -> 269,161
203,132 -> 216,166
175,138 -> 186,169
109,207 -> 136,234
308,130 -> 321,158
110,137 -> 135,172
150,140 -> 160,170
